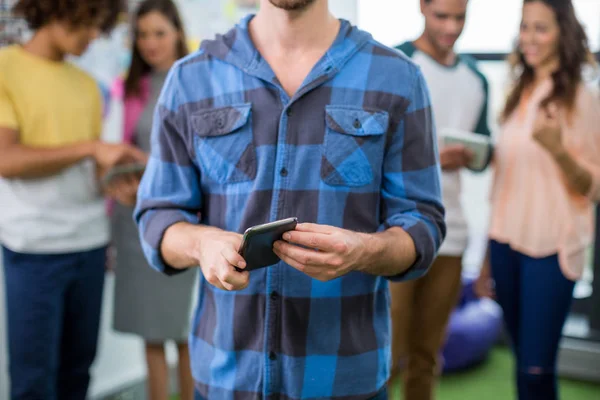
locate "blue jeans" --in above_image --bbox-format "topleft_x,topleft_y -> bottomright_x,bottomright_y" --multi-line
490,240 -> 575,400
194,386 -> 388,400
2,246 -> 106,400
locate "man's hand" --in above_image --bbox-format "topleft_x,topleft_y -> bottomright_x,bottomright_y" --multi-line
106,175 -> 140,206
93,142 -> 148,172
440,144 -> 473,171
273,223 -> 368,282
193,228 -> 250,291
473,250 -> 495,299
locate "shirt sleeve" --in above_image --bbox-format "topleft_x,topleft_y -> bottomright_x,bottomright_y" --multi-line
0,77 -> 19,130
134,64 -> 202,275
380,66 -> 446,282
473,69 -> 492,138
575,86 -> 600,202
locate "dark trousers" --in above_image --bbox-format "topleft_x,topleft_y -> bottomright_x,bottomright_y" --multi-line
2,246 -> 106,400
490,240 -> 575,400
193,386 -> 388,400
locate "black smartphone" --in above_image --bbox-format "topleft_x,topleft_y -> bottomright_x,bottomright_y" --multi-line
237,217 -> 298,271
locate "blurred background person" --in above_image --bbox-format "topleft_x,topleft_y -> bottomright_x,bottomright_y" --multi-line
0,0 -> 147,399
477,0 -> 600,399
389,0 -> 491,398
107,1 -> 195,399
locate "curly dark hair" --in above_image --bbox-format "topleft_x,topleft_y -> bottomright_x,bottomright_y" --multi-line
12,0 -> 127,33
502,0 -> 596,121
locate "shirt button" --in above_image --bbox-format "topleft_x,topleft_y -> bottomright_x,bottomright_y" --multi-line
353,118 -> 362,129
280,168 -> 288,177
271,291 -> 279,300
269,351 -> 277,360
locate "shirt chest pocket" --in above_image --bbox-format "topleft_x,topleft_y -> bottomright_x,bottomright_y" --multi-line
191,103 -> 257,183
321,105 -> 389,187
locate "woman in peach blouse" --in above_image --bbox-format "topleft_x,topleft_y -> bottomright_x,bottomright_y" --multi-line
477,1 -> 600,399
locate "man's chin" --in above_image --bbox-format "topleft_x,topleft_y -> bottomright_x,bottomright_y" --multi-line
268,0 -> 316,11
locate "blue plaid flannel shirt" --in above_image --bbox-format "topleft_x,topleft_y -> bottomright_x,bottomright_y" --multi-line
135,15 -> 445,400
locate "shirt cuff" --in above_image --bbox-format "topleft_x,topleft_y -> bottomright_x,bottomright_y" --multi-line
141,209 -> 200,276
385,220 -> 437,282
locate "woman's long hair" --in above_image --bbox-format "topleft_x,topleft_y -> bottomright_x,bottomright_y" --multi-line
124,0 -> 188,98
502,0 -> 595,121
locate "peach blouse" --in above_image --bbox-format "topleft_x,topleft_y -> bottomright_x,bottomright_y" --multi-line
489,79 -> 600,280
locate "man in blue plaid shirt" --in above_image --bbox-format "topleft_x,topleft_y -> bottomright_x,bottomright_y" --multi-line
134,0 -> 445,398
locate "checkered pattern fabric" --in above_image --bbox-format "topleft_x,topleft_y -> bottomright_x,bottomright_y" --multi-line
135,16 -> 445,400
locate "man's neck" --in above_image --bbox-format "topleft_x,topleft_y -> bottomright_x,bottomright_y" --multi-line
250,0 -> 339,55
23,28 -> 65,62
413,35 -> 456,67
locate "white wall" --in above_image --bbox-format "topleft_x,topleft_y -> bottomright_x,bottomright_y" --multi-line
330,0 -> 358,24
357,0 -> 600,52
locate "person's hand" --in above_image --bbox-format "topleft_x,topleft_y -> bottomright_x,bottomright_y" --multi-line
533,103 -> 563,156
194,229 -> 249,291
105,245 -> 116,273
93,142 -> 148,171
440,144 -> 473,171
106,174 -> 140,206
273,223 -> 367,282
473,258 -> 495,299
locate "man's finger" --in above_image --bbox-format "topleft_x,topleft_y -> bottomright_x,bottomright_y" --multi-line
274,247 -> 309,273
274,240 -> 329,266
274,248 -> 333,282
295,222 -> 334,234
282,231 -> 337,252
205,273 -> 227,291
463,148 -> 474,164
218,265 -> 249,290
221,246 -> 247,270
442,144 -> 466,153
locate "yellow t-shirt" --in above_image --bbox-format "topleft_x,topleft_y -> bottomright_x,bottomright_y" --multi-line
0,45 -> 109,253
0,45 -> 102,146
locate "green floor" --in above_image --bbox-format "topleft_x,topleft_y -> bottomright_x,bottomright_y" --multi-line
172,347 -> 599,399
389,347 -> 600,399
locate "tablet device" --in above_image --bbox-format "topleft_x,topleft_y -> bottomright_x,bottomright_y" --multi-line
440,128 -> 494,172
102,162 -> 146,187
237,217 -> 298,272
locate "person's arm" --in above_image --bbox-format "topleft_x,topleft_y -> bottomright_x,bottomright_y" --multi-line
134,60 -> 249,290
363,67 -> 445,280
354,227 -> 417,277
0,126 -> 95,178
134,66 -> 202,275
0,78 -> 146,179
0,127 -> 147,179
474,244 -> 495,298
549,150 -> 592,196
532,102 -> 598,199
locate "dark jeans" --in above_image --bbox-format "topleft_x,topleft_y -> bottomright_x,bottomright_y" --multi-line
2,246 -> 106,400
490,240 -> 575,400
194,386 -> 388,400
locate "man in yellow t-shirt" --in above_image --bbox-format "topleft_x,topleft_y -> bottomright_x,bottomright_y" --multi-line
0,1 -> 145,399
